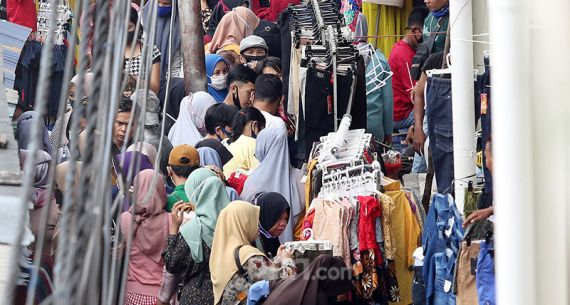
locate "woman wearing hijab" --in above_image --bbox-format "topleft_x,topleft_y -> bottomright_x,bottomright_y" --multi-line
16,111 -> 52,154
210,201 -> 296,305
198,147 -> 241,201
168,91 -> 217,147
120,169 -> 170,305
261,255 -> 353,305
127,141 -> 159,168
19,149 -> 59,254
113,151 -> 154,212
241,128 -> 304,243
223,107 -> 265,177
253,192 -> 290,258
206,54 -> 230,102
206,0 -> 249,39
163,168 -> 230,305
208,7 -> 259,54
198,146 -> 223,168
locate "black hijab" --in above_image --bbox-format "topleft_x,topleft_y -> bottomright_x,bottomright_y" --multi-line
255,192 -> 290,257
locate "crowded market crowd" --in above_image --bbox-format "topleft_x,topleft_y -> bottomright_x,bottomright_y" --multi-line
5,0 -> 496,304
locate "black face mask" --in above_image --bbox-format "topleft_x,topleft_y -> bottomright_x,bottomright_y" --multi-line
417,34 -> 424,44
243,54 -> 267,63
126,30 -> 136,43
54,189 -> 64,205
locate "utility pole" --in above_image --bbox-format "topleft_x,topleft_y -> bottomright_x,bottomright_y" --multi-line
177,0 -> 207,93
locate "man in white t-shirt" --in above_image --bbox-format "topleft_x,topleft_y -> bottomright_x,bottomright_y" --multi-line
252,74 -> 287,133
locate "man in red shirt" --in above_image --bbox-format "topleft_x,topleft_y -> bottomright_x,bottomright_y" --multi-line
389,6 -> 429,132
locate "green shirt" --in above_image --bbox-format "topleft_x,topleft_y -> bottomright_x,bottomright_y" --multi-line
166,184 -> 189,212
423,13 -> 449,54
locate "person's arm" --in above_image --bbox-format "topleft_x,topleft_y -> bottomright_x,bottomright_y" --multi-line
412,72 -> 428,154
150,62 -> 161,94
462,207 -> 494,228
163,202 -> 193,273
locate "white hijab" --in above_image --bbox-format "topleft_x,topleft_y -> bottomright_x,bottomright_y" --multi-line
168,91 -> 216,146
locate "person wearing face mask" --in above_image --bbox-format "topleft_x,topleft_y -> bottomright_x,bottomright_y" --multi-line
239,35 -> 268,70
49,73 -> 94,163
165,144 -> 201,212
168,91 -> 217,147
223,107 -> 266,177
253,192 -> 290,258
389,6 -> 429,133
197,103 -> 239,153
124,6 -> 161,94
223,64 -> 257,110
206,54 -> 230,102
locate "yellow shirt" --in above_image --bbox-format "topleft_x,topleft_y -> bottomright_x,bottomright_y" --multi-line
385,180 -> 422,305
223,135 -> 260,177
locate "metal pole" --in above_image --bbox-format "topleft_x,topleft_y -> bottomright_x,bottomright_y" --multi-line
489,0 -> 536,304
531,0 -> 569,303
178,0 -> 207,93
449,0 -> 476,214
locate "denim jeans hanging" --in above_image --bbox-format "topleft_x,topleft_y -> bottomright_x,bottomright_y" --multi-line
426,77 -> 454,194
422,194 -> 464,305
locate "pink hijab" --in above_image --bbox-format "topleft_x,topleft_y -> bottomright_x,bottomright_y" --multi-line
122,169 -> 168,263
209,7 -> 260,54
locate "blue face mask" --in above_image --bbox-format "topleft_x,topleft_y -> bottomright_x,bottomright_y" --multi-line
157,5 -> 172,17
216,127 -> 233,141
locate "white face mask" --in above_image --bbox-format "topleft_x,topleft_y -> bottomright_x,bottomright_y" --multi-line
210,74 -> 228,90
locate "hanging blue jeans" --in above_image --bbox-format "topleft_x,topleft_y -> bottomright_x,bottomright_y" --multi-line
426,77 -> 454,194
422,194 -> 464,305
476,241 -> 496,305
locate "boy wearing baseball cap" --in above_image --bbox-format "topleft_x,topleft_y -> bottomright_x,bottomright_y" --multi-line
166,144 -> 201,211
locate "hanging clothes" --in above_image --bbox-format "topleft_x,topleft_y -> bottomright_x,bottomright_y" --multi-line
421,193 -> 464,305
13,0 -> 71,119
384,179 -> 421,305
361,0 -> 413,57
366,50 -> 394,142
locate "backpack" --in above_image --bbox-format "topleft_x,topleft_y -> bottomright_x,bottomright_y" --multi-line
253,20 -> 281,58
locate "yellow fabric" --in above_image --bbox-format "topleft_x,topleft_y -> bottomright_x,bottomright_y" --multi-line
210,201 -> 265,305
362,0 -> 414,57
223,135 -> 260,177
304,159 -> 318,211
219,43 -> 241,54
386,184 -> 421,305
